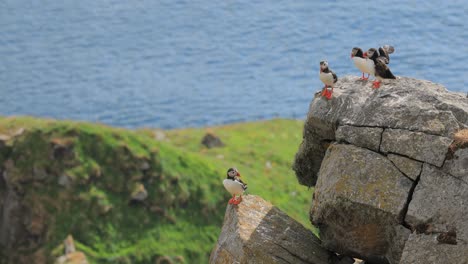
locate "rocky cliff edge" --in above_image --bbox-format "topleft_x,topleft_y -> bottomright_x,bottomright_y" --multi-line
294,76 -> 468,263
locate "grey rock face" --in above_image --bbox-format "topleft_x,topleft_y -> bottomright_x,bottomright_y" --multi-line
335,125 -> 383,152
312,144 -> 412,263
294,76 -> 468,187
443,147 -> 468,180
406,164 -> 468,242
210,195 -> 333,264
294,76 -> 468,263
380,128 -> 452,167
400,233 -> 468,264
387,154 -> 422,181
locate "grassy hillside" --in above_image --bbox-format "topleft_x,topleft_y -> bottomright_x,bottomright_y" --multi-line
161,119 -> 314,229
0,117 -> 313,263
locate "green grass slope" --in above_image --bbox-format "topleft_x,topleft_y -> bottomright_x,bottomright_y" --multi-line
161,119 -> 314,229
0,117 -> 313,264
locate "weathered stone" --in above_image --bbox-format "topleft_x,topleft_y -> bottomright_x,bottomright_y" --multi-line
380,129 -> 452,167
443,147 -> 468,180
201,132 -> 225,148
294,76 -> 468,187
210,195 -> 333,264
58,175 -> 72,187
55,252 -> 88,264
335,125 -> 383,152
130,183 -> 148,201
406,164 -> 468,241
312,144 -> 412,264
387,154 -> 422,180
400,233 -> 468,264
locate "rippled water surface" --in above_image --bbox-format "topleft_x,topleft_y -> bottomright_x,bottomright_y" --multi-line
1,0 -> 467,128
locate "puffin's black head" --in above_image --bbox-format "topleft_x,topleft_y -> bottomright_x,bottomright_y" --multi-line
319,60 -> 328,71
227,167 -> 240,179
351,47 -> 364,58
366,48 -> 378,60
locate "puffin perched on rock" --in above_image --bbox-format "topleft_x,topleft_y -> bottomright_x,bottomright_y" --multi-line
319,60 -> 338,100
365,48 -> 396,88
223,168 -> 247,205
351,47 -> 373,80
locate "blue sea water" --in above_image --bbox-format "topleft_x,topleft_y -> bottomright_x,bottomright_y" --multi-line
1,0 -> 467,129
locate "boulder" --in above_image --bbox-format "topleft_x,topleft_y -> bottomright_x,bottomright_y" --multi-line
210,195 -> 333,264
201,132 -> 225,148
312,144 -> 412,263
294,76 -> 468,263
294,76 -> 468,187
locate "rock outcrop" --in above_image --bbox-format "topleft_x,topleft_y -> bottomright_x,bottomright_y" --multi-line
294,76 -> 468,263
210,195 -> 333,264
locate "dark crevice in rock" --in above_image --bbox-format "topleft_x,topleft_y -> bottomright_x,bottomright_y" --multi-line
334,139 -> 380,155
341,123 -> 446,137
399,165 -> 423,229
387,157 -> 415,182
273,254 -> 293,264
378,128 -> 385,153
386,151 -> 433,167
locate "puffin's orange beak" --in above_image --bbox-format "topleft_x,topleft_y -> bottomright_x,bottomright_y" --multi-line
363,52 -> 367,58
237,172 -> 241,177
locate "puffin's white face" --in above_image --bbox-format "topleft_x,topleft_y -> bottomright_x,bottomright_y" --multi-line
320,61 -> 328,70
228,168 -> 239,177
351,48 -> 358,57
367,49 -> 376,58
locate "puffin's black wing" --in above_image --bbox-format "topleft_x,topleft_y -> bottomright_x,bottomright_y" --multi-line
375,58 -> 396,79
378,47 -> 390,64
331,70 -> 338,83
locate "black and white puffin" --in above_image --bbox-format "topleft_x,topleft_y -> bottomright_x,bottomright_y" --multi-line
319,61 -> 338,100
351,47 -> 374,80
376,45 -> 395,65
365,48 -> 396,89
223,167 -> 247,205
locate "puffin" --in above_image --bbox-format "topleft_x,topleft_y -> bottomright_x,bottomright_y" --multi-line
351,47 -> 374,80
319,60 -> 338,100
223,168 -> 247,205
376,45 -> 395,65
365,48 -> 396,89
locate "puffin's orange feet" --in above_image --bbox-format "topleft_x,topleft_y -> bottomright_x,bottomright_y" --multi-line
372,81 -> 381,89
231,196 -> 242,205
321,86 -> 327,96
360,73 -> 369,80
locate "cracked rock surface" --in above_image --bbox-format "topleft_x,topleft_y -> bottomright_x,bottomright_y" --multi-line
294,76 -> 468,263
209,195 -> 333,264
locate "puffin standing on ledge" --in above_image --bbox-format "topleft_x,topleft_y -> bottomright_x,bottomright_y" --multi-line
223,168 -> 247,205
365,48 -> 396,89
351,47 -> 373,80
319,60 -> 338,100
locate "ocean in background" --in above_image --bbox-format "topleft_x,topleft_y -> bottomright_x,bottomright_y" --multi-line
1,0 -> 467,129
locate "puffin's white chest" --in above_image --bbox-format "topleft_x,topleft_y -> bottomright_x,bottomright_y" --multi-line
319,72 -> 335,86
353,57 -> 375,75
223,179 -> 245,195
